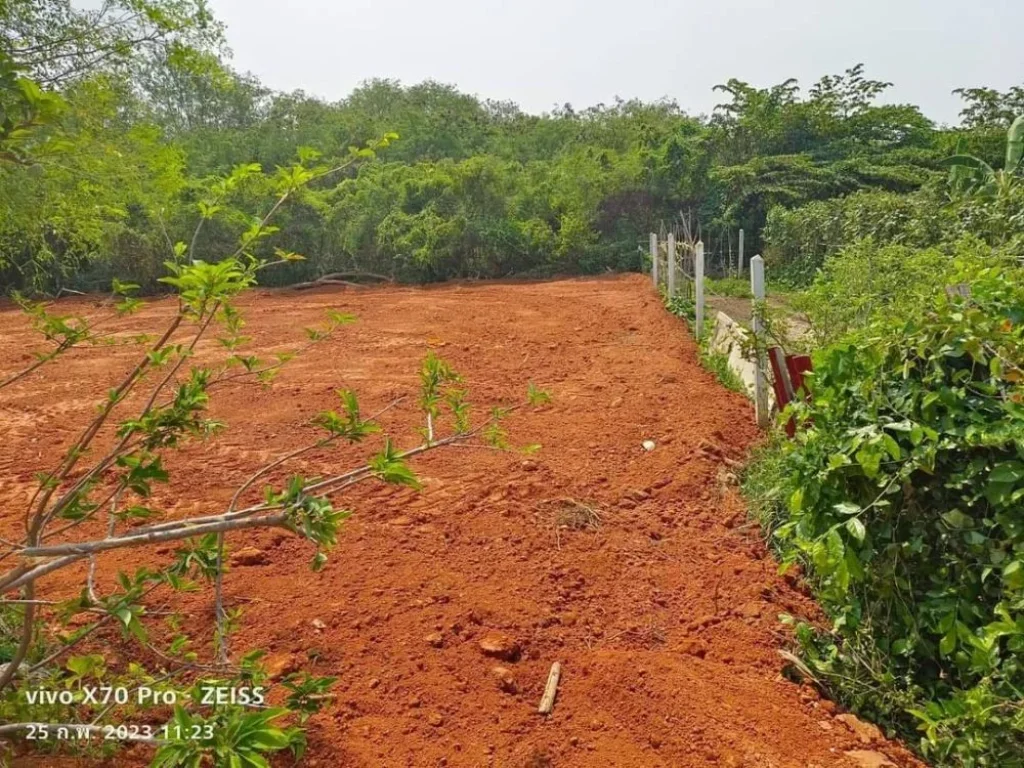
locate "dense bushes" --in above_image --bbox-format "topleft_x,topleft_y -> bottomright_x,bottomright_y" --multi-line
7,52 -> 982,294
795,238 -> 995,344
764,122 -> 1024,286
4,24 -> 1022,296
315,149 -> 652,283
0,77 -> 187,290
747,116 -> 1024,765
762,189 -> 956,284
748,261 -> 1024,766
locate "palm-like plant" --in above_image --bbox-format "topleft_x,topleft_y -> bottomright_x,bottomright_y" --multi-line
945,115 -> 1024,198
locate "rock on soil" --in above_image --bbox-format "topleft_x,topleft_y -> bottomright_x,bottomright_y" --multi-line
425,632 -> 444,648
836,713 -> 885,744
478,633 -> 521,661
844,751 -> 897,768
490,665 -> 518,693
263,652 -> 299,680
229,547 -> 267,566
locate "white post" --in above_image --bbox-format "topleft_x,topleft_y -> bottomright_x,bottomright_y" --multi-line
666,232 -> 676,298
738,229 -> 745,277
750,254 -> 769,428
651,233 -> 659,286
695,241 -> 705,338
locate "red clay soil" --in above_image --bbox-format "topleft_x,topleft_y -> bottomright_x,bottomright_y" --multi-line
0,274 -> 923,767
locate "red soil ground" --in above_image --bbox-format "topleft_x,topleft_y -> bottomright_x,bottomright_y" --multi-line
0,274 -> 922,767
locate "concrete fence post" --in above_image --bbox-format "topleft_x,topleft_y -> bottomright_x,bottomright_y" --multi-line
695,241 -> 705,338
738,229 -> 745,277
750,254 -> 769,428
666,233 -> 676,298
650,233 -> 659,288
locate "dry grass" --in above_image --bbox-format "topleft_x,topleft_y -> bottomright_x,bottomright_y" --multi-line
536,498 -> 605,549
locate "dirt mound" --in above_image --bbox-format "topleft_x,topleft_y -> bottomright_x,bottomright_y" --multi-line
0,275 -> 922,767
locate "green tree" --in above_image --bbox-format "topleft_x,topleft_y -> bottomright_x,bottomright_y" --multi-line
1,0 -> 221,87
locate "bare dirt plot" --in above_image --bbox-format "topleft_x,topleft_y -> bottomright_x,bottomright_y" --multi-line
0,274 -> 921,767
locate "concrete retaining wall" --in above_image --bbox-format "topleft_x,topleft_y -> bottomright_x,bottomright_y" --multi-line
706,311 -> 774,407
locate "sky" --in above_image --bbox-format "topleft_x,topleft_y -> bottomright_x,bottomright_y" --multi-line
207,0 -> 1023,126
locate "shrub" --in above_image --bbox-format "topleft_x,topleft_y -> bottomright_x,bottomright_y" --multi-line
763,182 -> 1024,287
763,188 -> 956,285
796,237 -> 986,345
705,275 -> 753,299
761,261 -> 1024,765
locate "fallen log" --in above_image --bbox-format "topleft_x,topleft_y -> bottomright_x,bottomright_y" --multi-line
320,270 -> 392,282
291,278 -> 364,290
289,271 -> 394,291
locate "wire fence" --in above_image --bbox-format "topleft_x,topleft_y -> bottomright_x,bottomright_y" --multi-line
649,231 -> 771,428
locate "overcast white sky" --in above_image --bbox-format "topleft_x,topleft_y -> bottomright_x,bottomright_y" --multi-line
207,0 -> 1022,125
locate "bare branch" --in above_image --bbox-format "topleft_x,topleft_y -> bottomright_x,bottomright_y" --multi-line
20,513 -> 289,560
26,311 -> 186,538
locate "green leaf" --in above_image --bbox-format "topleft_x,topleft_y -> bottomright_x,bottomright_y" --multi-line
855,446 -> 882,479
939,629 -> 957,656
845,518 -> 866,542
66,654 -> 105,679
990,461 -> 1024,484
527,382 -> 552,406
984,481 -> 1014,507
369,438 -> 422,489
126,615 -> 148,642
880,434 -> 901,461
788,488 -> 804,513
1003,560 -> 1024,590
941,509 -> 973,529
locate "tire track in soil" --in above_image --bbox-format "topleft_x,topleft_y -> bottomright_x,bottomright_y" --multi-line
0,274 -> 923,768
